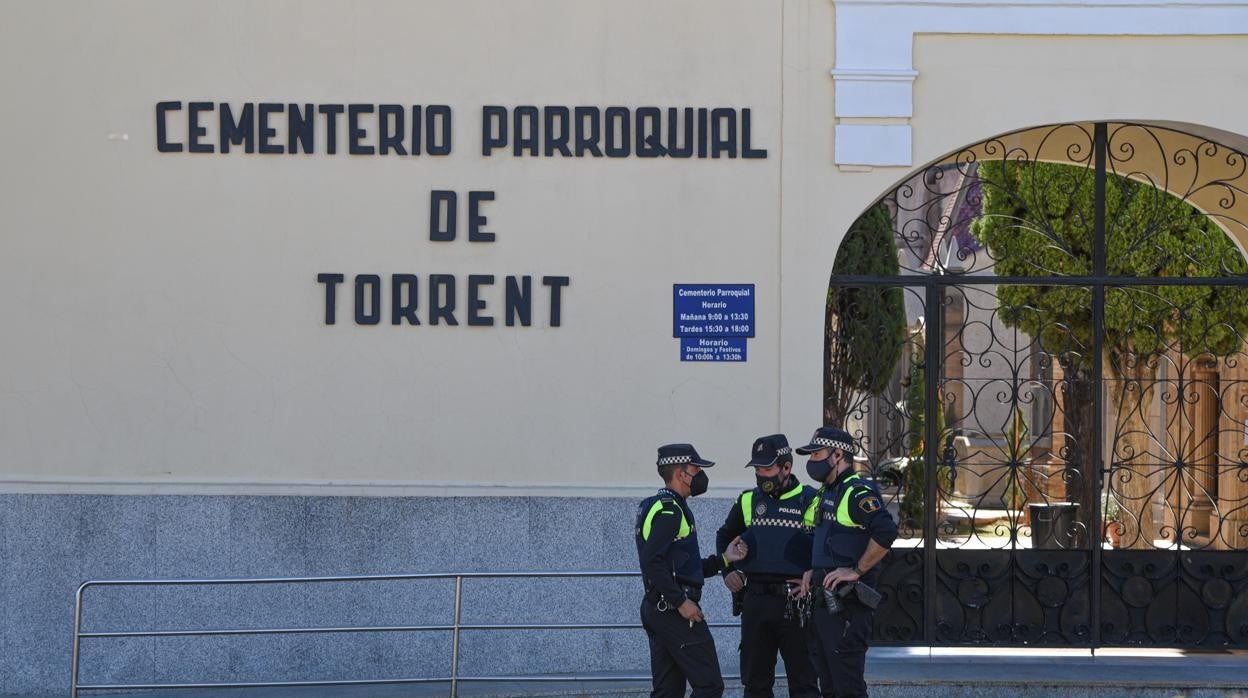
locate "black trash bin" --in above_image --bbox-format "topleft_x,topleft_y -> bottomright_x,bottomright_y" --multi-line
1029,502 -> 1080,549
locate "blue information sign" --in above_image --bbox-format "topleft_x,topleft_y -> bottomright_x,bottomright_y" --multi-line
672,284 -> 755,338
680,337 -> 748,362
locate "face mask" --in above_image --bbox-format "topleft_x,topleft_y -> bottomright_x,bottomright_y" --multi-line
689,470 -> 709,497
806,457 -> 833,484
756,472 -> 785,495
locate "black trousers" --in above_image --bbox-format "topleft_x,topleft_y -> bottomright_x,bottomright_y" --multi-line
640,599 -> 725,698
807,600 -> 873,698
739,592 -> 820,698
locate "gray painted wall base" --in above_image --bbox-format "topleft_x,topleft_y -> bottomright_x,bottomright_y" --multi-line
0,493 -> 741,696
9,494 -> 1243,698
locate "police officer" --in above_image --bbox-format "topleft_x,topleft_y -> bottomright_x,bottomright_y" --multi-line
715,434 -> 821,698
795,427 -> 897,698
636,443 -> 749,698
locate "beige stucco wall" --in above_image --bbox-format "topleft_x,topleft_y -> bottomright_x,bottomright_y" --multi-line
0,0 -> 784,494
4,2 -> 1248,495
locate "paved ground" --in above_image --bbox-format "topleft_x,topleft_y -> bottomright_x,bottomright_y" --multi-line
56,647 -> 1248,698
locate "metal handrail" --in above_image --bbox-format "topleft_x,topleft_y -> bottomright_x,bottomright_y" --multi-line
70,570 -> 742,697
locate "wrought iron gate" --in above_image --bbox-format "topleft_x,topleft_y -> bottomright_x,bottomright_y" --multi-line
828,122 -> 1248,648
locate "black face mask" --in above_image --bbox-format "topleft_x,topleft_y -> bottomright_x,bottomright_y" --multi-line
806,457 -> 833,484
756,472 -> 785,496
689,470 -> 709,497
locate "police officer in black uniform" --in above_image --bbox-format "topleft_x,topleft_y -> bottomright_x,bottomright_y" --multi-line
795,427 -> 897,698
636,443 -> 749,698
715,434 -> 821,698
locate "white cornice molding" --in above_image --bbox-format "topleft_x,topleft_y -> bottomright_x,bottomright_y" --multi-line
0,476 -> 747,499
829,68 -> 920,80
831,0 -> 1248,165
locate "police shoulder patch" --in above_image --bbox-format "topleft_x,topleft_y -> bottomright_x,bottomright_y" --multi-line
858,495 -> 882,514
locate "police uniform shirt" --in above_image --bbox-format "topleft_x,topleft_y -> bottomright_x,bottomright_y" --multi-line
636,489 -> 725,607
841,473 -> 898,549
813,469 -> 898,581
716,475 -> 818,582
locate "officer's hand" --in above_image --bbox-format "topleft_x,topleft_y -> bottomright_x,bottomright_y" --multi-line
677,599 -> 705,624
723,570 -> 746,593
724,536 -> 749,563
823,566 -> 861,591
797,569 -> 813,598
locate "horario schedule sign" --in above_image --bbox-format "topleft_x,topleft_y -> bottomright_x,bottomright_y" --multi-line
672,284 -> 755,362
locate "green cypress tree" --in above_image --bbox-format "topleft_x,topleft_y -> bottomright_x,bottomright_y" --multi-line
899,331 -> 948,532
826,201 -> 908,424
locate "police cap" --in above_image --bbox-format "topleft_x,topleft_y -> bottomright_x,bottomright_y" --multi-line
746,434 -> 792,467
656,443 -> 715,468
794,426 -> 857,455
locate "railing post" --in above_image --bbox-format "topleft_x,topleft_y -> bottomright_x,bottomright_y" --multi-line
450,575 -> 463,697
70,583 -> 86,698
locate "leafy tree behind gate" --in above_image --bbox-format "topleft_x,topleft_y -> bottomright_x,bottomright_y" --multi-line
971,159 -> 1248,548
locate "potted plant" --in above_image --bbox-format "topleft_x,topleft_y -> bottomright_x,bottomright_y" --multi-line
1102,490 -> 1123,548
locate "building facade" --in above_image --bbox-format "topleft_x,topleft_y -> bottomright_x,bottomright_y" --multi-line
5,0 -> 1248,693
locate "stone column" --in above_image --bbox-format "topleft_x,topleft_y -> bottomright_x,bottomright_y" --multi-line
1183,362 -> 1219,538
1164,357 -> 1218,540
1216,357 -> 1248,550
1050,361 -> 1070,502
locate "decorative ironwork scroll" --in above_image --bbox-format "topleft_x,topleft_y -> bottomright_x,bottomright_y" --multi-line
829,122 -> 1248,648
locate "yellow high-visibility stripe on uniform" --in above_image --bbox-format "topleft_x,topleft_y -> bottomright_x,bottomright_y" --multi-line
835,473 -> 869,529
742,482 -> 806,528
642,499 -> 691,540
803,490 -> 821,528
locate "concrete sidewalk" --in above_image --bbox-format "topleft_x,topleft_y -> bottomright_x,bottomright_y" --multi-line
55,648 -> 1248,698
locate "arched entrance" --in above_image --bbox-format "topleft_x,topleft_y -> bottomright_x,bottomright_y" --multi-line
827,121 -> 1248,647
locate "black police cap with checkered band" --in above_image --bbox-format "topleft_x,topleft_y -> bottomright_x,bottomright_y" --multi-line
794,426 -> 857,456
656,443 -> 715,468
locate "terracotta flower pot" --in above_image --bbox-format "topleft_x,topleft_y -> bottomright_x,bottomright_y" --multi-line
1104,520 -> 1123,548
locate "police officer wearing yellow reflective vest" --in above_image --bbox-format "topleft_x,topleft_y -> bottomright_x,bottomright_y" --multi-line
636,443 -> 750,698
715,434 -> 821,698
795,427 -> 897,698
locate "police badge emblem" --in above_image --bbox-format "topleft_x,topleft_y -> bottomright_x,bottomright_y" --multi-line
858,496 -> 882,514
